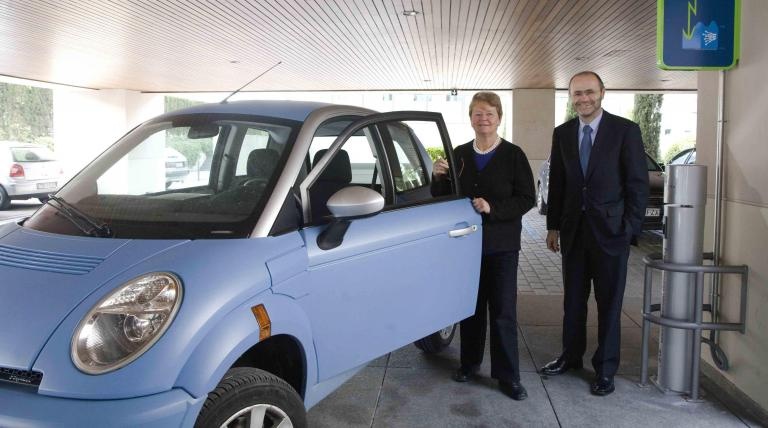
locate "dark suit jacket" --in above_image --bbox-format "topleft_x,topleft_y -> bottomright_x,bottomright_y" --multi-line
433,139 -> 535,253
546,111 -> 649,256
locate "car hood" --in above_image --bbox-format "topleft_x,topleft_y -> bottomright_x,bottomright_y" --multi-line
0,223 -> 187,371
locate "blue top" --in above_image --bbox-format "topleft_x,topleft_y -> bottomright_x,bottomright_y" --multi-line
473,148 -> 497,171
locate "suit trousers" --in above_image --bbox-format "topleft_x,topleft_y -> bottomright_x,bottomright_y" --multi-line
561,215 -> 629,378
460,251 -> 520,383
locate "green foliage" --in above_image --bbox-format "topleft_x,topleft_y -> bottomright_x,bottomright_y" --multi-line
564,100 -> 578,123
426,147 -> 446,161
661,138 -> 696,164
165,96 -> 202,113
0,83 -> 53,145
633,94 -> 663,158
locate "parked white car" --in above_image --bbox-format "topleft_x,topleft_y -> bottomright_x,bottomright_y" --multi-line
0,141 -> 63,209
165,147 -> 190,188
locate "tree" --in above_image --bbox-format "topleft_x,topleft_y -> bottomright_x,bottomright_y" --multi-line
633,94 -> 663,158
0,82 -> 54,148
564,99 -> 578,123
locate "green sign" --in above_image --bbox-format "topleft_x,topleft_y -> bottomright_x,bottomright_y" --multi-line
657,0 -> 741,70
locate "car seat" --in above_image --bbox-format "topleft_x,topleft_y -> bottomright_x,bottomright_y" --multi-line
310,148 -> 351,221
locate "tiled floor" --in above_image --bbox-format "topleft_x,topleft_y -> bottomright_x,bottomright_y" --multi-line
307,212 -> 761,427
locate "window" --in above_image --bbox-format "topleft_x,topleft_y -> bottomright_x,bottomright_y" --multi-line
381,120 -> 444,206
307,118 -> 383,223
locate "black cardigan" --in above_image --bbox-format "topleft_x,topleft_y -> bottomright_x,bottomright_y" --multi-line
433,139 -> 535,253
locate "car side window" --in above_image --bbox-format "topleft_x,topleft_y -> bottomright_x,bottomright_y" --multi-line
307,119 -> 383,223
234,128 -> 270,176
380,120 -> 445,206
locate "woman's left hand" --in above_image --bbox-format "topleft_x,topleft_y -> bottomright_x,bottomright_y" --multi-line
472,197 -> 491,214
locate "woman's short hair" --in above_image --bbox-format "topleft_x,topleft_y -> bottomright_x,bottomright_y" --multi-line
469,92 -> 503,119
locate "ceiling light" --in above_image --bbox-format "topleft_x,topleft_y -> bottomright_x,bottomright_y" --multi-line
403,10 -> 420,16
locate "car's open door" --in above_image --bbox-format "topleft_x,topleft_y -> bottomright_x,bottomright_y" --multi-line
296,112 -> 482,382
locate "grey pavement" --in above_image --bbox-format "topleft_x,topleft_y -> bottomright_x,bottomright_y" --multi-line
0,200 -> 40,224
308,211 -> 761,428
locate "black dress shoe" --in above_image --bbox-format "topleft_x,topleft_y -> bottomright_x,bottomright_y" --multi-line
539,356 -> 583,376
452,365 -> 479,383
499,381 -> 528,401
590,376 -> 615,396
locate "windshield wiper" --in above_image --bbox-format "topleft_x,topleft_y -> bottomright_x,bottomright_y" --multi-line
46,195 -> 113,237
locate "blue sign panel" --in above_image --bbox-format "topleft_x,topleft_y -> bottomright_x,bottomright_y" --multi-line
657,0 -> 741,70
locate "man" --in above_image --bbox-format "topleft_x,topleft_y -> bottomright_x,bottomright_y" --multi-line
541,71 -> 649,396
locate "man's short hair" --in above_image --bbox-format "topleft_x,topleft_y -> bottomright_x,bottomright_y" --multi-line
469,92 -> 503,119
569,71 -> 605,90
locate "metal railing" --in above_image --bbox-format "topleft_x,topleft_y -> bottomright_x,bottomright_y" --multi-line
640,252 -> 748,401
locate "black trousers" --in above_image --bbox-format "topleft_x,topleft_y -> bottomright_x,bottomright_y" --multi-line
459,251 -> 520,383
561,215 -> 629,378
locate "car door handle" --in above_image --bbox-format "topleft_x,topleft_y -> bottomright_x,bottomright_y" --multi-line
448,225 -> 478,238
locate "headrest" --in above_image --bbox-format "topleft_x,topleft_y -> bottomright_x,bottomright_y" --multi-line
247,148 -> 280,178
312,149 -> 352,183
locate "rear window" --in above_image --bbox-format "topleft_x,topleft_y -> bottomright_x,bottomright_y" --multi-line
11,146 -> 55,162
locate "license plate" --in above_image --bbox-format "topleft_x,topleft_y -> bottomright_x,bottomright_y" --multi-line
645,207 -> 661,217
37,182 -> 57,190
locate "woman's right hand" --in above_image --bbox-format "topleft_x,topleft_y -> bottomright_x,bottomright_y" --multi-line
433,158 -> 450,176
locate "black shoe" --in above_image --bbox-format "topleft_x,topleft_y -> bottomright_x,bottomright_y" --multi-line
590,376 -> 615,396
539,356 -> 583,376
499,381 -> 528,401
452,365 -> 479,383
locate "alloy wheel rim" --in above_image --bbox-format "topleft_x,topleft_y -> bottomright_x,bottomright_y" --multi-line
220,403 -> 293,428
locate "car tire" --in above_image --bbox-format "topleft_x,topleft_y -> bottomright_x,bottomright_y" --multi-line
536,182 -> 547,215
414,324 -> 456,354
0,186 -> 10,210
194,367 -> 306,428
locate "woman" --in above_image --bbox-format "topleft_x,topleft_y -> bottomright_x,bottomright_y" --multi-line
432,92 -> 535,400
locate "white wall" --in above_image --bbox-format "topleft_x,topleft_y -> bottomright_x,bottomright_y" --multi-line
53,89 -> 163,179
696,0 -> 768,413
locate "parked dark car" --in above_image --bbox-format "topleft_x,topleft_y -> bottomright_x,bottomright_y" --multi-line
668,147 -> 696,165
536,152 -> 664,230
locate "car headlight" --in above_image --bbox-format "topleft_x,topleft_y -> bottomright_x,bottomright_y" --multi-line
71,272 -> 183,374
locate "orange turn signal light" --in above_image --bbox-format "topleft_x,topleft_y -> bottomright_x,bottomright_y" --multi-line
251,304 -> 271,341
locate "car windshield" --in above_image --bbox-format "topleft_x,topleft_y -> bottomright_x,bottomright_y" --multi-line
24,114 -> 299,239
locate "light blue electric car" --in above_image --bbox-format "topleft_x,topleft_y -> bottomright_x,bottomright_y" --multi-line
0,100 -> 481,427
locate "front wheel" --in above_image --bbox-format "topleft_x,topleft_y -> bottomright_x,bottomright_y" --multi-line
195,367 -> 306,428
414,324 -> 456,354
0,186 -> 10,210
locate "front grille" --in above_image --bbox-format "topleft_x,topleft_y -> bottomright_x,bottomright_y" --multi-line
0,367 -> 43,387
0,244 -> 103,275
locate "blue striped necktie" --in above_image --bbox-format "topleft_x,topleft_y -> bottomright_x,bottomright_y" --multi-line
580,125 -> 592,175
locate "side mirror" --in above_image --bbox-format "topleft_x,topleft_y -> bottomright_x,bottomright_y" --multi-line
326,186 -> 385,219
317,186 -> 384,250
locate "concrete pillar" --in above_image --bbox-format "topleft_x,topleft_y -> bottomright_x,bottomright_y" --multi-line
511,88 -> 555,175
53,89 -> 164,179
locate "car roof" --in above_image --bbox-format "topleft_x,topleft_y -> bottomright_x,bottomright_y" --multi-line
152,100 -> 342,122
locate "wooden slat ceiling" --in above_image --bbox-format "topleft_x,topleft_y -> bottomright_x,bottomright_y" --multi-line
0,0 -> 697,92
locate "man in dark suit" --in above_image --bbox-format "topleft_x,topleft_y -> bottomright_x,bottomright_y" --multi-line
540,71 -> 649,396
